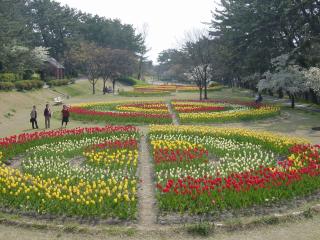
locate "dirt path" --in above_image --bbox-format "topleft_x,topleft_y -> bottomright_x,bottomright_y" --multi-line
137,127 -> 157,229
167,101 -> 179,125
1,215 -> 320,240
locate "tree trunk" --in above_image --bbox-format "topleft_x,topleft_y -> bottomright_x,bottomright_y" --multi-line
137,56 -> 143,80
310,89 -> 319,104
112,80 -> 116,93
103,79 -> 106,95
291,95 -> 295,108
92,82 -> 95,95
278,89 -> 284,99
199,87 -> 203,101
204,83 -> 208,100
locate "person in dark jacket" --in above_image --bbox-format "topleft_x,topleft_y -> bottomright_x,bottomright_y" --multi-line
61,105 -> 70,128
44,104 -> 52,129
30,105 -> 38,129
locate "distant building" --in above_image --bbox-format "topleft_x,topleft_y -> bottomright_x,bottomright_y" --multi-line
41,57 -> 65,80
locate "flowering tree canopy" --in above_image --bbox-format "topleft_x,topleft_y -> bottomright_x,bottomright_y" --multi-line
303,67 -> 320,94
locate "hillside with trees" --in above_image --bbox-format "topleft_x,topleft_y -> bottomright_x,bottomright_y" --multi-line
0,0 -> 146,93
156,1 -> 320,105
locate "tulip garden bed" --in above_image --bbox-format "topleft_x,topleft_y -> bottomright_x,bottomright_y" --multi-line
70,101 -> 172,125
171,100 -> 280,123
149,125 -> 320,221
0,126 -> 139,220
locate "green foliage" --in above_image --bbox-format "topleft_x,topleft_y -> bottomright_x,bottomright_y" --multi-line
0,82 -> 15,91
47,79 -> 70,87
14,80 -> 44,91
0,73 -> 20,82
0,0 -> 145,77
31,73 -> 41,80
117,77 -> 146,86
209,1 -> 320,86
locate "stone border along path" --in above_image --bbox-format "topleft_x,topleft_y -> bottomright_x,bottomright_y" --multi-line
167,101 -> 179,125
137,126 -> 158,229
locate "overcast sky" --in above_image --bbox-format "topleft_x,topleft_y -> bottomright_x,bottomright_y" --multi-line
57,0 -> 219,63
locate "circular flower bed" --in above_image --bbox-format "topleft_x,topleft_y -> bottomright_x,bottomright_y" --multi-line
149,125 -> 320,215
0,126 -> 139,219
171,100 -> 280,123
70,101 -> 172,125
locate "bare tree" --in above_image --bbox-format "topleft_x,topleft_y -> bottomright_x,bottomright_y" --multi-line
137,23 -> 150,80
187,65 -> 212,100
106,49 -> 137,93
183,29 -> 212,100
98,48 -> 112,94
69,42 -> 101,94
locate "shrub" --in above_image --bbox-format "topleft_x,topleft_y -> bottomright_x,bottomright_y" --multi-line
31,73 -> 41,80
117,76 -> 136,86
117,76 -> 147,86
0,73 -> 20,82
15,80 -> 44,91
0,82 -> 15,91
47,79 -> 70,87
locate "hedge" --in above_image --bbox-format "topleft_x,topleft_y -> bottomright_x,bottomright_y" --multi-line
0,82 -> 15,91
117,76 -> 147,86
47,79 -> 70,87
0,73 -> 20,82
15,80 -> 44,91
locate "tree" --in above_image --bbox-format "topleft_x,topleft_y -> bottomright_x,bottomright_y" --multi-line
97,48 -> 136,94
106,49 -> 137,93
69,42 -> 102,94
27,0 -> 80,60
258,55 -> 308,108
209,0 -> 320,92
186,65 -> 212,100
136,23 -> 150,80
97,48 -> 112,94
303,67 -> 320,103
1,45 -> 49,76
157,49 -> 188,82
183,29 -> 212,99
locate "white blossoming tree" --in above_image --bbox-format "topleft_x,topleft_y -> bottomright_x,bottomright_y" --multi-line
303,67 -> 320,95
186,65 -> 212,100
258,55 -> 308,108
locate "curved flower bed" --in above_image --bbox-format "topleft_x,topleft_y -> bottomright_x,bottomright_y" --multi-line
70,101 -> 172,125
149,125 -> 320,215
171,100 -> 280,123
0,126 -> 139,219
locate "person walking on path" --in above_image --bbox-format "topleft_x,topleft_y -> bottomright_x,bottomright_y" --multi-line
44,104 -> 52,129
61,105 -> 70,128
30,105 -> 38,129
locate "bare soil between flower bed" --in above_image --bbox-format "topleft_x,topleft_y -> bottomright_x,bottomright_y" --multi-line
0,206 -> 136,226
5,155 -> 24,170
